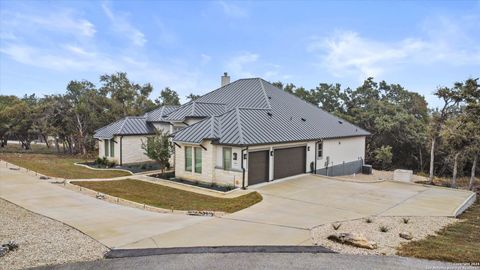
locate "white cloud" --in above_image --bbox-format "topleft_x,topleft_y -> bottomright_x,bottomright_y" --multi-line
0,8 -> 96,38
200,54 -> 211,64
101,2 -> 146,47
226,52 -> 259,77
216,1 -> 248,18
308,15 -> 480,80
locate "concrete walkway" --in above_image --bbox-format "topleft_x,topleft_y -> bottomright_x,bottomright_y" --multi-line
0,162 -> 209,249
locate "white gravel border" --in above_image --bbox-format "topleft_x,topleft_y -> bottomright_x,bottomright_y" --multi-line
311,216 -> 459,256
0,198 -> 109,270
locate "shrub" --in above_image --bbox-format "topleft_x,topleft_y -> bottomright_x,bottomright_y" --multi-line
140,164 -> 147,170
225,184 -> 235,191
402,217 -> 410,224
95,157 -> 109,167
332,223 -> 342,230
379,225 -> 389,232
365,217 -> 373,223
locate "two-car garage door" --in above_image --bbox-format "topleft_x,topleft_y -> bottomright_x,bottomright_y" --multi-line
248,146 -> 306,186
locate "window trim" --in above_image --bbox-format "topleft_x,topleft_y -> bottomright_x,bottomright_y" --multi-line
110,140 -> 115,157
104,139 -> 109,157
185,146 -> 192,172
194,147 -> 202,174
223,147 -> 232,170
317,141 -> 323,159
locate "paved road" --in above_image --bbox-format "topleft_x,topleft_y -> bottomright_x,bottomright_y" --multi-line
34,253 -> 465,270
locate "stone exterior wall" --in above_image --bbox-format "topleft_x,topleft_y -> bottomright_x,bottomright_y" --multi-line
175,141 -> 245,187
121,136 -> 152,164
175,140 -> 215,183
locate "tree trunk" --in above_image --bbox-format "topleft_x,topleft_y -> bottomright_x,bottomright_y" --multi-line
74,112 -> 87,155
469,154 -> 478,191
42,134 -> 50,148
451,152 -> 460,188
428,138 -> 436,184
55,137 -> 60,153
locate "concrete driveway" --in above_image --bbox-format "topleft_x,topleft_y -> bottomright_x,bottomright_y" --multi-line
1,161 -> 474,249
0,163 -> 210,249
121,174 -> 475,249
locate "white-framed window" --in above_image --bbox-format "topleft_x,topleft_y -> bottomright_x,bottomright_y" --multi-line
223,147 -> 232,170
110,140 -> 115,157
194,148 -> 202,173
185,146 -> 202,174
185,146 -> 192,172
317,141 -> 323,158
104,140 -> 109,157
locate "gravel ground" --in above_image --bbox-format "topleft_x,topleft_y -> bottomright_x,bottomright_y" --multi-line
0,199 -> 109,270
311,216 -> 458,256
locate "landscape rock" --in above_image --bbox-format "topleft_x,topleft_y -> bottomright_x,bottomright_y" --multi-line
39,176 -> 50,180
399,232 -> 413,240
327,233 -> 377,249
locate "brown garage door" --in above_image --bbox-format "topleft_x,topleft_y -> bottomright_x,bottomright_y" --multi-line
274,146 -> 306,180
248,150 -> 269,186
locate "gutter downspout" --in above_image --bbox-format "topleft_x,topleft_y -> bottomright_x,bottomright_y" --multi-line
241,146 -> 248,190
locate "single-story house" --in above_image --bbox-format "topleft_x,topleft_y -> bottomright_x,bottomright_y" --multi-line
93,105 -> 178,164
94,73 -> 370,188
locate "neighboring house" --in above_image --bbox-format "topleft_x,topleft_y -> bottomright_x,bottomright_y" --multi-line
93,105 -> 179,164
94,73 -> 370,188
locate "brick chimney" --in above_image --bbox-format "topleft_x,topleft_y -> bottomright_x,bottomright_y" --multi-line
221,72 -> 230,87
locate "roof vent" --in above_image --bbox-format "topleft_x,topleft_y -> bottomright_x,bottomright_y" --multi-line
221,72 -> 230,87
301,118 -> 306,122
338,120 -> 343,124
268,96 -> 272,99
267,112 -> 273,117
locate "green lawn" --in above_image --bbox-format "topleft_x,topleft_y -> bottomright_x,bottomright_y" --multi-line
71,179 -> 263,213
397,200 -> 480,263
0,153 -> 130,179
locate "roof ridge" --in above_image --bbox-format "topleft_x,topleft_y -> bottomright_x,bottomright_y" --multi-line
258,78 -> 273,110
191,102 -> 196,115
118,116 -> 128,133
234,107 -> 245,145
193,101 -> 227,105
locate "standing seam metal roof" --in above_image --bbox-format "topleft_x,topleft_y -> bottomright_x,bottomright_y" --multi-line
172,78 -> 370,145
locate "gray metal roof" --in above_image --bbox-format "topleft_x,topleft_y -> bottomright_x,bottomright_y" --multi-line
163,102 -> 226,121
94,116 -> 156,139
172,78 -> 370,145
144,105 -> 179,122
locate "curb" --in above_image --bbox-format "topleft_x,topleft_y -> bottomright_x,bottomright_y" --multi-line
105,246 -> 335,258
453,192 -> 477,217
73,162 -> 134,175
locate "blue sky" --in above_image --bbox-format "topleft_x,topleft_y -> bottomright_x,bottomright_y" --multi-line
0,0 -> 479,107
